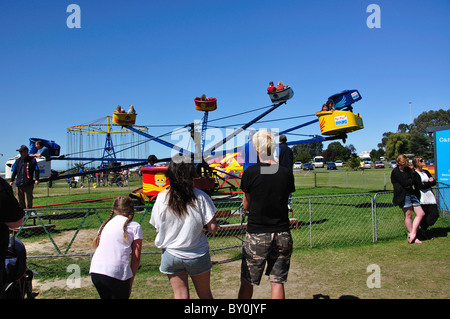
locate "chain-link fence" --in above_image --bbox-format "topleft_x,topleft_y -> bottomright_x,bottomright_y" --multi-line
15,186 -> 450,277
293,169 -> 394,191
288,193 -> 375,248
374,185 -> 450,241
31,172 -> 142,198
33,170 -> 396,199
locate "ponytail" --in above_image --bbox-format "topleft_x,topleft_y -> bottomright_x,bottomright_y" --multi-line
92,210 -> 114,248
92,195 -> 135,248
122,213 -> 134,243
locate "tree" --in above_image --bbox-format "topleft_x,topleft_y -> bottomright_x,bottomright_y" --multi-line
378,132 -> 393,149
292,141 -> 323,160
380,109 -> 450,160
411,109 -> 450,134
346,155 -> 361,171
294,152 -> 311,164
384,132 -> 409,159
370,148 -> 385,161
397,123 -> 410,133
409,131 -> 432,159
322,142 -> 351,162
346,144 -> 356,156
409,109 -> 450,158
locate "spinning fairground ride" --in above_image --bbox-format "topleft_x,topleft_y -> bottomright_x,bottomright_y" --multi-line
10,87 -> 364,204
4,116 -> 150,183
116,87 -> 364,203
66,115 -> 149,169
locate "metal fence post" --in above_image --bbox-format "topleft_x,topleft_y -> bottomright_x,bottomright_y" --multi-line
372,193 -> 377,242
309,198 -> 313,248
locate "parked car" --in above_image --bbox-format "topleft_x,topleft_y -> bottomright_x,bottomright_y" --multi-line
293,161 -> 302,169
327,162 -> 337,170
389,160 -> 396,168
374,161 -> 385,169
303,162 -> 314,170
335,160 -> 343,167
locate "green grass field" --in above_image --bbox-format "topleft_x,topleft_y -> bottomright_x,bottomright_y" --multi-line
32,233 -> 450,299
17,168 -> 449,299
32,167 -> 394,200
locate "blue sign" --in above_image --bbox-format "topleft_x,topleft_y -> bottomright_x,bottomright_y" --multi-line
435,129 -> 450,184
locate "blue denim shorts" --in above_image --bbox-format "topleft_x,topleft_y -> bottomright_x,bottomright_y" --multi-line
403,194 -> 421,208
160,250 -> 212,276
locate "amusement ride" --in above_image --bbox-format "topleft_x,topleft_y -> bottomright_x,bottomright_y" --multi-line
5,86 -> 364,202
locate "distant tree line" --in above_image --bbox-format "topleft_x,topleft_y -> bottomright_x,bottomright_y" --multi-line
378,109 -> 450,160
290,109 -> 449,164
292,141 -> 356,163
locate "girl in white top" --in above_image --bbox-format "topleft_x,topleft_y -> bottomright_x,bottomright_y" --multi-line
412,156 -> 439,239
90,195 -> 143,299
150,156 -> 218,299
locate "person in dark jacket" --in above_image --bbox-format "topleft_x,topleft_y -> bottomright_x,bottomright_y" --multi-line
412,156 -> 439,239
9,145 -> 40,209
0,177 -> 24,298
391,154 -> 425,244
277,135 -> 294,173
277,134 -> 294,211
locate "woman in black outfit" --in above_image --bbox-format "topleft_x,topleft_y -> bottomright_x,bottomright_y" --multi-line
412,156 -> 439,239
391,154 -> 425,244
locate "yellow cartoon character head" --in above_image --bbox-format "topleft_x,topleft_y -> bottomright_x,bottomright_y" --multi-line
155,173 -> 167,187
143,172 -> 169,194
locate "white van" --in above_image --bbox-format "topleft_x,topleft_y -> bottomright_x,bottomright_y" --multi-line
313,156 -> 324,168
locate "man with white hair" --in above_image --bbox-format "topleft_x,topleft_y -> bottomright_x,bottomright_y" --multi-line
238,129 -> 295,299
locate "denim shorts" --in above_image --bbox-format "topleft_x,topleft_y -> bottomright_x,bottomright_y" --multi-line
403,194 -> 421,208
159,250 -> 212,276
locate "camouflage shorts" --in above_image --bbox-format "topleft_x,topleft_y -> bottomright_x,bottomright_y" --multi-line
241,231 -> 293,285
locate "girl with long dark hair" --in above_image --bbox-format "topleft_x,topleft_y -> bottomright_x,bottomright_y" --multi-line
150,155 -> 218,299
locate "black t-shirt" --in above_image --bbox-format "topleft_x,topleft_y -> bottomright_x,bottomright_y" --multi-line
241,162 -> 295,233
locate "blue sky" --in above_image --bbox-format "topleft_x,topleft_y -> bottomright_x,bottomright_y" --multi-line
1,0 -> 449,171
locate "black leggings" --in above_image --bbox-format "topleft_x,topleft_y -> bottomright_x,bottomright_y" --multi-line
421,204 -> 439,229
91,273 -> 131,299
